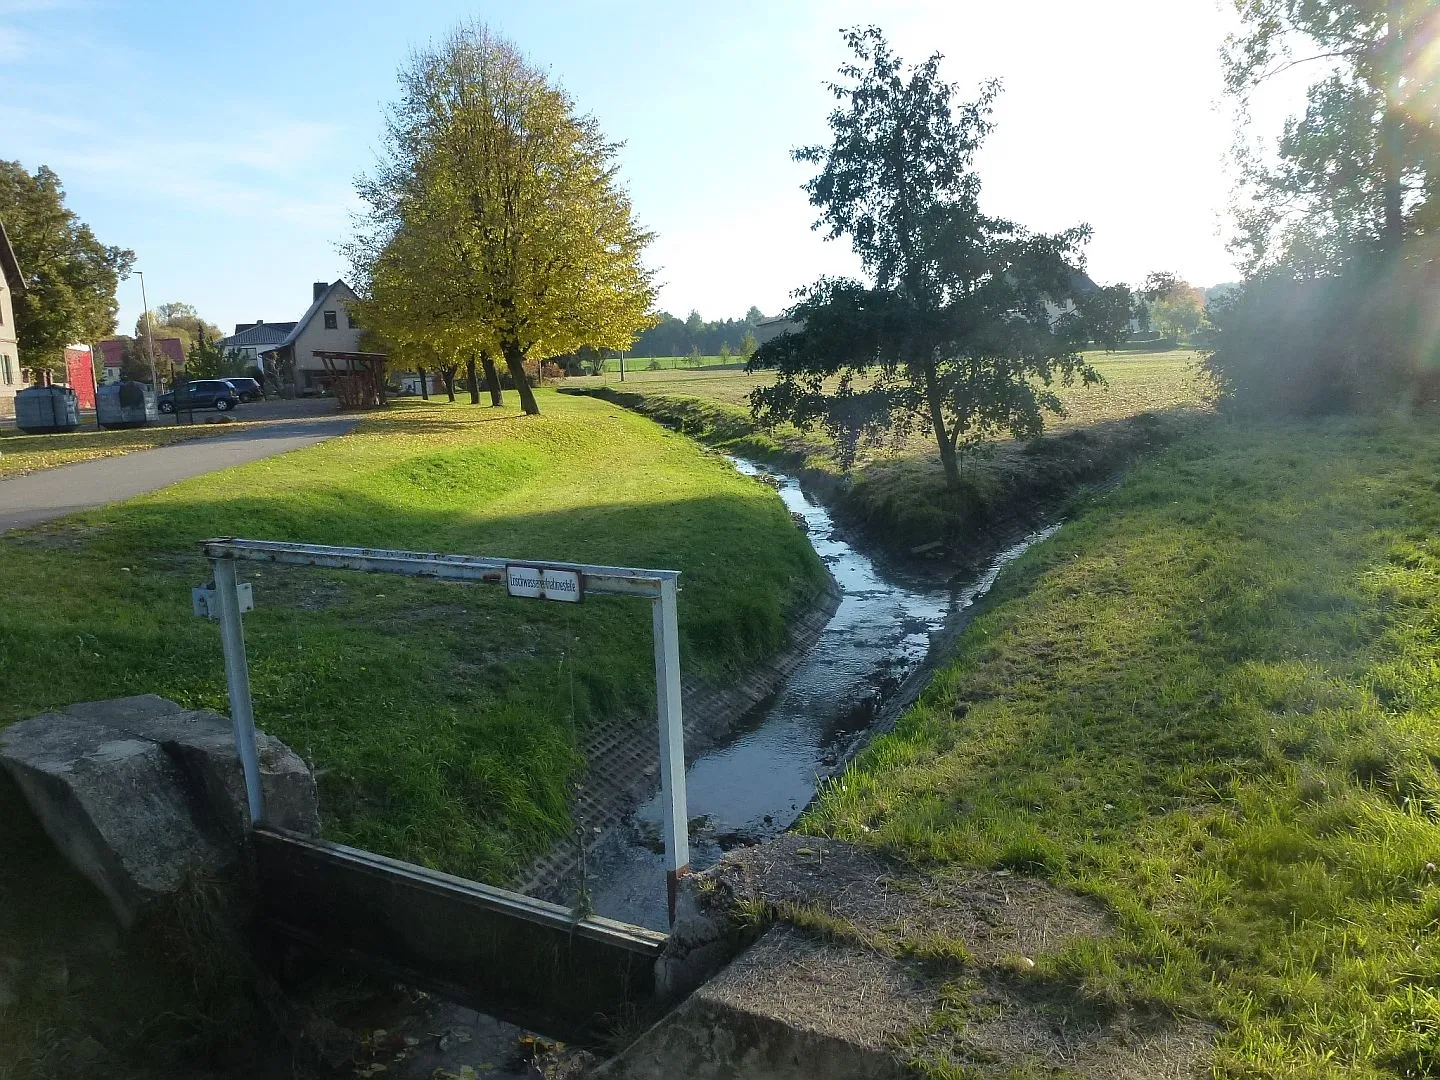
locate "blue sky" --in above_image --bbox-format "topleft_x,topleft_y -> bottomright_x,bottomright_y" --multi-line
1,0 -> 1292,338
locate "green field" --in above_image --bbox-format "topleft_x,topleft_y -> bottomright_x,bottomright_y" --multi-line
570,349 -> 1211,433
568,350 -> 1212,549
0,392 -> 825,883
594,354 -> 747,373
805,412 -> 1440,1077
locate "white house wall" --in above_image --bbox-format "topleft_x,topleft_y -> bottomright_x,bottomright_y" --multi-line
294,289 -> 364,388
0,274 -> 19,416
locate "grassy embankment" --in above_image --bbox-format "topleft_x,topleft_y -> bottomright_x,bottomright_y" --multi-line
0,420 -> 273,479
802,413 -> 1440,1077
567,350 -> 1211,553
0,391 -> 825,882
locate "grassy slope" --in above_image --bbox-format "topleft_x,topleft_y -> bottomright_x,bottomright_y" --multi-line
805,413 -> 1440,1077
568,351 -> 1210,550
0,419 -> 275,478
0,391 -> 824,883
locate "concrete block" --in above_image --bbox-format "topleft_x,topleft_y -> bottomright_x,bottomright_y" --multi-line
0,696 -> 319,927
600,927 -> 915,1080
63,695 -> 319,838
0,713 -> 228,926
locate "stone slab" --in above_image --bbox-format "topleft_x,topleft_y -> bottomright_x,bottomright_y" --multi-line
0,695 -> 318,927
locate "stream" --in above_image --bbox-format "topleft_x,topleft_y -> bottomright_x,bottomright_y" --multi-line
584,456 -> 1058,931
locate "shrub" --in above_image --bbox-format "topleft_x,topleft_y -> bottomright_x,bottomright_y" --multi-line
1205,253 -> 1440,416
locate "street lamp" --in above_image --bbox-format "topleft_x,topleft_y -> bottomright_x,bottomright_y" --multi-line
136,270 -> 159,393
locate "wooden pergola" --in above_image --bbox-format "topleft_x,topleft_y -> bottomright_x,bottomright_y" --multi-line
312,351 -> 389,410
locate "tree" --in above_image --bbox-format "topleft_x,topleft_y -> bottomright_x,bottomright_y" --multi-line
185,331 -> 248,380
740,329 -> 759,358
1141,272 -> 1208,341
748,28 -> 1131,492
0,162 -> 134,373
1225,0 -> 1438,270
136,303 -> 223,356
351,23 -> 656,415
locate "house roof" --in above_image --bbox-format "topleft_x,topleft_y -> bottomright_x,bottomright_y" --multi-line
0,220 -> 26,293
218,322 -> 296,349
95,336 -> 185,368
277,280 -> 358,350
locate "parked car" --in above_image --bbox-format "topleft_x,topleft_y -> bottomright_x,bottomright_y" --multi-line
223,377 -> 263,403
158,379 -> 240,414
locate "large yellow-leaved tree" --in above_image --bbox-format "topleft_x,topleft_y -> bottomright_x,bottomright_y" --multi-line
350,23 -> 656,414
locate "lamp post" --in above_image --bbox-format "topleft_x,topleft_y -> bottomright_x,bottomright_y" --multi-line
136,270 -> 159,393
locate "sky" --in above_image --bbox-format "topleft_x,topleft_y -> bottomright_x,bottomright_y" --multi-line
0,0 -> 1301,338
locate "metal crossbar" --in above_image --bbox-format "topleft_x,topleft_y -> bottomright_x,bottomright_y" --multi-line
198,537 -> 691,921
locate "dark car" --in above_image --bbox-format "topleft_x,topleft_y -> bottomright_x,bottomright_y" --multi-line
223,377 -> 264,403
158,379 -> 240,414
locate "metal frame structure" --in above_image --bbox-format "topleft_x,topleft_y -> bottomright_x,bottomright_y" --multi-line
198,537 -> 691,920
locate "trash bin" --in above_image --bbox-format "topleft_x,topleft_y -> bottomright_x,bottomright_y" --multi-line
15,385 -> 80,434
96,381 -> 158,430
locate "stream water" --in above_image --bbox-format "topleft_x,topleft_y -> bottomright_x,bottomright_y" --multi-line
585,456 -> 1058,931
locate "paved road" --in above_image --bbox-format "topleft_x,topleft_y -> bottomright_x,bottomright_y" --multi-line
0,417 -> 356,534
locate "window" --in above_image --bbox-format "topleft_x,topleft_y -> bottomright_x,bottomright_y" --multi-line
323,310 -> 338,330
1,354 -> 10,385
343,309 -> 352,329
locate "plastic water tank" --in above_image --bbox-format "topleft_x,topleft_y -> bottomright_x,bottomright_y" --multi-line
96,381 -> 158,430
15,386 -> 80,434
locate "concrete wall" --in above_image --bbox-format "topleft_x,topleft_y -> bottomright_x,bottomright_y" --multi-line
253,827 -> 667,1044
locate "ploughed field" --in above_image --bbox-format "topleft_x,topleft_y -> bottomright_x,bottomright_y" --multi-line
0,391 -> 826,884
804,412 -> 1440,1078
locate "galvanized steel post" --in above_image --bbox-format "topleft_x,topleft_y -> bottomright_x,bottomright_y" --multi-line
652,575 -> 689,923
212,556 -> 265,824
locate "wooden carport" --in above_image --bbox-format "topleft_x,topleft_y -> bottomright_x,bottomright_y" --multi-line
312,350 -> 390,409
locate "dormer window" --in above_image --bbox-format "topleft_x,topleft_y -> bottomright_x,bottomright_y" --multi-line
324,310 -> 338,330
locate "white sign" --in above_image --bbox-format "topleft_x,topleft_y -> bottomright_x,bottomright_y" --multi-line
506,564 -> 582,603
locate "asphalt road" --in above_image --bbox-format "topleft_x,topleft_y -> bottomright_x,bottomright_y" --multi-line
0,417 -> 357,534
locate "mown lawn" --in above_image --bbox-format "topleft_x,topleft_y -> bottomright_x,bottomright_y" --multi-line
0,391 -> 825,884
806,412 -> 1440,1077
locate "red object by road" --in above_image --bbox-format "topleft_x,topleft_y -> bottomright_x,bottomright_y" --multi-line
65,346 -> 96,409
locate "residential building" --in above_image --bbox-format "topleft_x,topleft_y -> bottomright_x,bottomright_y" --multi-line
95,336 -> 185,385
0,220 -> 26,416
261,281 -> 365,395
215,320 -> 296,368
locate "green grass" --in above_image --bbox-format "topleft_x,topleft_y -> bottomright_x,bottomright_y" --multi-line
804,411 -> 1440,1077
0,391 -> 825,884
569,349 -> 1211,429
0,419 -> 275,478
596,354 -> 747,373
567,350 -> 1210,550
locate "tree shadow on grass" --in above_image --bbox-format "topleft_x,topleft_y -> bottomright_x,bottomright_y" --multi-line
0,484 -> 826,887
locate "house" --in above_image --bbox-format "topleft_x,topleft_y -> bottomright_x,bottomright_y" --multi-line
0,219 -> 27,416
214,320 -> 297,368
753,314 -> 803,345
95,336 -> 186,385
260,281 -> 365,395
